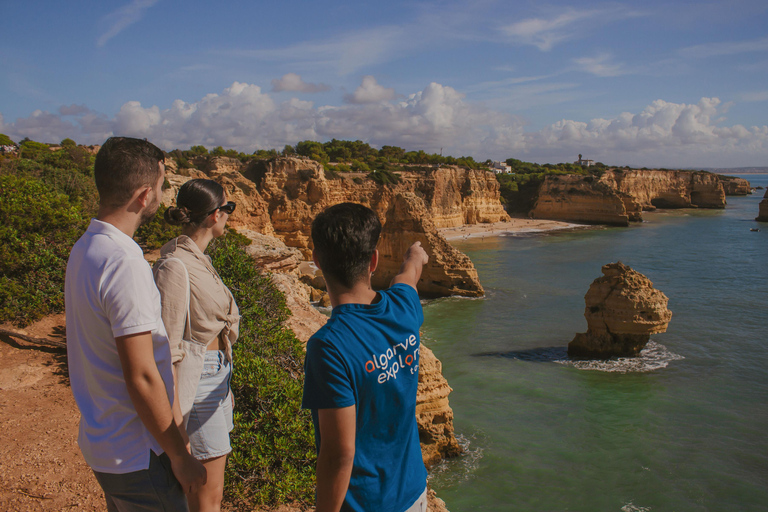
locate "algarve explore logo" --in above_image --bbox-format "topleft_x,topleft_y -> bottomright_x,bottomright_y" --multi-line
364,334 -> 420,384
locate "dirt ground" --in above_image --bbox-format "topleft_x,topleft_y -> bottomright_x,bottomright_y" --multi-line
0,314 -> 446,512
0,316 -> 308,512
0,314 -> 104,511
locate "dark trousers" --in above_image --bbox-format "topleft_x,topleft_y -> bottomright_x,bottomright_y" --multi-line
92,451 -> 188,512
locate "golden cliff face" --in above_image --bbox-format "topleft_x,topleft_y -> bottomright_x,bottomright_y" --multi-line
243,157 -> 507,297
163,156 -> 510,297
531,169 -> 726,225
718,175 -> 751,195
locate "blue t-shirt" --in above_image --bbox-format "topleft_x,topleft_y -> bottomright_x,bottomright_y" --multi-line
302,283 -> 428,512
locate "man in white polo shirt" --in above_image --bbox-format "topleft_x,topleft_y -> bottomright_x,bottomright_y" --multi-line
66,137 -> 206,511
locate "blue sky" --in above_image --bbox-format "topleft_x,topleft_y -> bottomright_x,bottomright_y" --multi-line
2,0 -> 767,167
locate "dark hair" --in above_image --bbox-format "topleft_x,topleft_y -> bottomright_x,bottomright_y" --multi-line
94,137 -> 165,208
311,202 -> 381,288
164,179 -> 225,226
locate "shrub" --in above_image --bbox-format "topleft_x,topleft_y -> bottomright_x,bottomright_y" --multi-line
207,232 -> 316,508
134,205 -> 182,252
0,174 -> 87,326
367,169 -> 401,185
0,133 -> 15,146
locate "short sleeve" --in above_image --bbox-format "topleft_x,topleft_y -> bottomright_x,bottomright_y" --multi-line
153,258 -> 189,364
102,256 -> 159,339
302,337 -> 355,410
388,283 -> 424,326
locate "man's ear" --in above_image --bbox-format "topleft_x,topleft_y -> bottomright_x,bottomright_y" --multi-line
370,249 -> 379,273
135,185 -> 152,208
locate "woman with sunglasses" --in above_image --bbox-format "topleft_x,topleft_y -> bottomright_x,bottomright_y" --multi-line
153,179 -> 240,512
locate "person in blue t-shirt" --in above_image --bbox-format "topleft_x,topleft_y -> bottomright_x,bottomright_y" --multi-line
302,202 -> 430,512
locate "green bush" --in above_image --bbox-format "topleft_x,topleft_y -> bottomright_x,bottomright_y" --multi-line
208,232 -> 316,509
134,205 -> 182,252
0,133 -> 14,146
0,174 -> 87,326
367,169 -> 401,185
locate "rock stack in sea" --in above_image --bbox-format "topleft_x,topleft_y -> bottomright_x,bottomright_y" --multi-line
568,262 -> 672,358
757,189 -> 768,222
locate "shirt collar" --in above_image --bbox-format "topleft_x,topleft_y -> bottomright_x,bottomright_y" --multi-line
87,218 -> 144,257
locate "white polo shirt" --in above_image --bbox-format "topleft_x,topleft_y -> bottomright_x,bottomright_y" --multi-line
65,219 -> 174,474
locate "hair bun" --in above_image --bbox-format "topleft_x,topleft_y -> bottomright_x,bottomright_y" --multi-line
164,206 -> 191,225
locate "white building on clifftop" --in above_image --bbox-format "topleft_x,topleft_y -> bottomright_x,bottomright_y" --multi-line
575,154 -> 594,167
490,161 -> 512,174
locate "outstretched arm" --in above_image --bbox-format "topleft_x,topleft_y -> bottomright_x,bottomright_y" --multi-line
315,405 -> 356,512
116,332 -> 206,493
391,241 -> 429,291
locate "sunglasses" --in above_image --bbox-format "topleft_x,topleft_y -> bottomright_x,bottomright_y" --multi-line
207,201 -> 236,215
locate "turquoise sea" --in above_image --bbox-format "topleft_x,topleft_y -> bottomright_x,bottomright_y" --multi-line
424,175 -> 768,512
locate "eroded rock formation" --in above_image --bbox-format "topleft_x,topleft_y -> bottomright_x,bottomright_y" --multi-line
418,345 -> 463,467
757,189 -> 768,222
569,262 -> 672,358
531,170 -> 726,225
163,155 -> 502,297
718,175 -> 751,195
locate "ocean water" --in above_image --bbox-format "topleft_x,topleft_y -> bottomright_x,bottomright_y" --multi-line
424,176 -> 768,512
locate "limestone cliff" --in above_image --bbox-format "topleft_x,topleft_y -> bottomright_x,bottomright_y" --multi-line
569,262 -> 672,358
418,345 -> 463,467
717,175 -> 751,195
531,170 -> 726,225
757,189 -> 768,222
162,156 -> 487,297
242,156 -> 499,297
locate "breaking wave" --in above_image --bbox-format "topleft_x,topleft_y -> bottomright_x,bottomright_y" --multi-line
558,340 -> 684,373
428,431 -> 486,488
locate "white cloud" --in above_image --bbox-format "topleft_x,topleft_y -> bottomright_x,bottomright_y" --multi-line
523,97 -> 768,166
1,85 -> 767,167
344,76 -> 396,104
500,7 -> 643,51
271,73 -> 331,93
97,0 -> 160,47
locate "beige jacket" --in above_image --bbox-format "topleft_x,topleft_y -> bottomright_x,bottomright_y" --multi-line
153,236 -> 240,424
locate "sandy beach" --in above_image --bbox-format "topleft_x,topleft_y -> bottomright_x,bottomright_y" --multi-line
439,217 -> 585,241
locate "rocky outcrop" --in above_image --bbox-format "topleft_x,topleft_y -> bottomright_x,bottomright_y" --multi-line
717,175 -> 751,195
757,189 -> 768,222
569,262 -> 672,358
242,157 -> 492,297
417,345 -> 462,467
531,170 -> 726,225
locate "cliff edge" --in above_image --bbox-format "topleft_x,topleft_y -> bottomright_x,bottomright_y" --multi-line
531,169 -> 726,225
